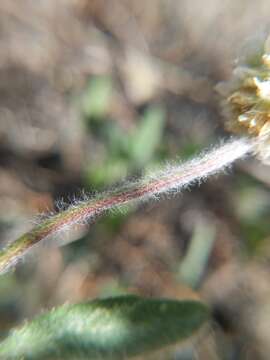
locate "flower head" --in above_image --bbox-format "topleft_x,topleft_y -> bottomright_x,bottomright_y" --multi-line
217,36 -> 270,164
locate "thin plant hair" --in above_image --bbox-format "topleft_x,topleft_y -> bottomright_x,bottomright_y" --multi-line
0,137 -> 256,274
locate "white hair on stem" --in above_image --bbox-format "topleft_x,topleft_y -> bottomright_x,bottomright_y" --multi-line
0,137 -> 255,274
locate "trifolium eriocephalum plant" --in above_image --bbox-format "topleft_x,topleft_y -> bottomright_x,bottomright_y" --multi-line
1,36 -> 270,274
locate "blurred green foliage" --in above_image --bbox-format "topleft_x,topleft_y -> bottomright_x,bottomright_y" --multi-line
233,177 -> 270,255
81,76 -> 113,119
178,219 -> 216,289
129,106 -> 165,167
81,76 -> 166,188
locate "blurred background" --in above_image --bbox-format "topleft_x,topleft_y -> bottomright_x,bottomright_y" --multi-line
1,1 -> 270,359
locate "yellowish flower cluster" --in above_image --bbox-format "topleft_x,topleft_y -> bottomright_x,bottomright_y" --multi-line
217,37 -> 270,164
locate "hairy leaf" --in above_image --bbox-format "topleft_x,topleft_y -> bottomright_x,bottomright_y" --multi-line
0,295 -> 209,359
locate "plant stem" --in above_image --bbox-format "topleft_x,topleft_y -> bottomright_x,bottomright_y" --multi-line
0,137 -> 254,274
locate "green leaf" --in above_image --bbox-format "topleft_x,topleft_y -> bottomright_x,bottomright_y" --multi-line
85,158 -> 128,187
178,219 -> 216,289
0,295 -> 209,359
81,76 -> 112,119
102,122 -> 130,158
129,106 -> 165,167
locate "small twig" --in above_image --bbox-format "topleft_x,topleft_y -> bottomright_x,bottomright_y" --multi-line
0,137 -> 254,274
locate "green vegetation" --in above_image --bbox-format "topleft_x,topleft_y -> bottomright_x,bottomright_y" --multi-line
0,296 -> 209,360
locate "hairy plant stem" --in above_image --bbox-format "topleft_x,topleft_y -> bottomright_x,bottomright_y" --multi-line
0,137 -> 254,274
